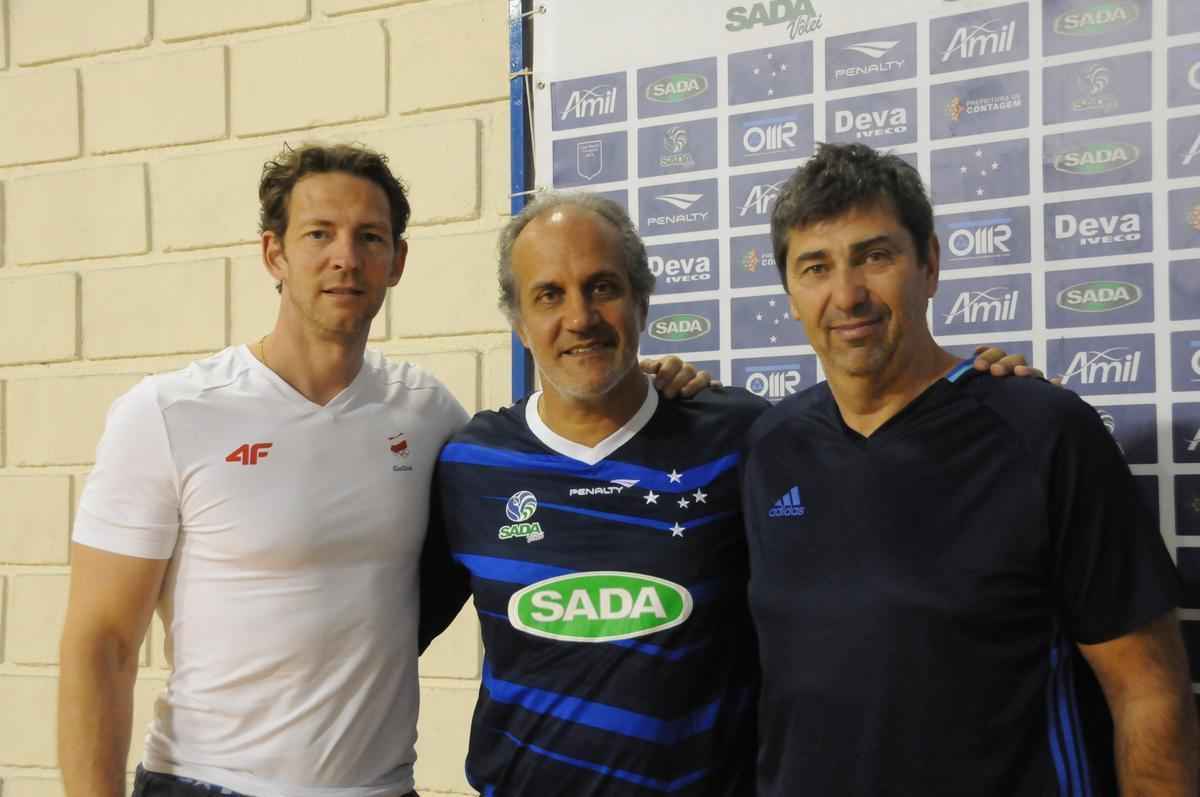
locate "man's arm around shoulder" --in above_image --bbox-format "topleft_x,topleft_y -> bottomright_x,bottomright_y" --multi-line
1079,610 -> 1200,796
59,543 -> 168,797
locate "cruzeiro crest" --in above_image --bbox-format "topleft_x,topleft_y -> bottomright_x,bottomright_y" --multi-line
500,490 -> 545,542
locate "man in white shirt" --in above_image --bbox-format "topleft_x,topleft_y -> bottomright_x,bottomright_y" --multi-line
57,144 -> 465,797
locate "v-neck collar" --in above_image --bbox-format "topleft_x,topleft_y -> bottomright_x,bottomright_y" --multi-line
239,344 -> 369,414
524,376 -> 659,466
831,358 -> 976,443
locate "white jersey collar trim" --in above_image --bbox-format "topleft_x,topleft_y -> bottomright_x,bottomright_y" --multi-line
525,376 -> 659,466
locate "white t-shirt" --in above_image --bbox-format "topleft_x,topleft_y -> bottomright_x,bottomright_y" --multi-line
73,345 -> 469,797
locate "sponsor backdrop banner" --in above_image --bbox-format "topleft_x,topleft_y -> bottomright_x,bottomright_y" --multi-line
532,0 -> 1200,668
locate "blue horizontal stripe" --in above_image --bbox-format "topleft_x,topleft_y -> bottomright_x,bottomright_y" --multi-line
454,554 -> 572,585
484,662 -> 721,744
478,609 -> 711,661
492,729 -> 709,792
483,496 -> 735,535
946,359 -> 974,383
440,443 -> 738,493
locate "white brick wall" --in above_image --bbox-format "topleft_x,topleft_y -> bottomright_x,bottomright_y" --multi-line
0,69 -> 80,166
11,0 -> 149,65
83,47 -> 227,154
7,164 -> 149,265
231,22 -> 387,137
0,1 -> 512,792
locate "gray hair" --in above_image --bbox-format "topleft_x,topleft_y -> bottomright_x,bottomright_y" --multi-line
497,192 -> 655,320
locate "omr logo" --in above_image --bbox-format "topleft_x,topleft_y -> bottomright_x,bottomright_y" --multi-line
226,442 -> 272,465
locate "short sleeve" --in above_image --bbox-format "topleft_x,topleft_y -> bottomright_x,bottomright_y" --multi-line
1050,397 -> 1181,644
73,378 -> 181,559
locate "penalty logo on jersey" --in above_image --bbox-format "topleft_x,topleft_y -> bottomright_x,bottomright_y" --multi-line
499,490 -> 545,542
508,572 -> 693,642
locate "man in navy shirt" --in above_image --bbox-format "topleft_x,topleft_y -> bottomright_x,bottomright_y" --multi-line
419,190 -> 1036,795
742,142 -> 1199,795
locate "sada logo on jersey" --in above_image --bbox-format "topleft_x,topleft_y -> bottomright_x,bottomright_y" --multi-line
499,490 -> 544,542
931,3 -> 1027,74
509,572 -> 693,643
1045,0 -> 1149,55
725,0 -> 823,40
1044,194 -> 1152,261
641,299 -> 719,355
935,206 -> 1031,270
637,59 -> 717,118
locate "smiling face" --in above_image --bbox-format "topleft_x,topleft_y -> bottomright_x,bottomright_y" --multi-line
263,171 -> 405,342
784,201 -> 940,381
510,205 -> 648,406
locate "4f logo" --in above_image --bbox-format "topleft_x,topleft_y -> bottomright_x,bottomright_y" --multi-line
227,443 -> 272,466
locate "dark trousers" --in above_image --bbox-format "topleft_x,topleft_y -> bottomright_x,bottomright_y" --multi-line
133,766 -> 419,797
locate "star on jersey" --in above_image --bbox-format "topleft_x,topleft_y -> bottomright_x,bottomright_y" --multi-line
644,490 -> 660,505
670,523 -> 686,538
667,470 -> 683,483
693,489 -> 708,503
678,497 -> 691,509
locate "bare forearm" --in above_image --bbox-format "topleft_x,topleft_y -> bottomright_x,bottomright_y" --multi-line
58,635 -> 139,797
1113,694 -> 1200,796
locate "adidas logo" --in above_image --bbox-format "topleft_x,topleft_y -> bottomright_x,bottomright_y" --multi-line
769,486 -> 806,518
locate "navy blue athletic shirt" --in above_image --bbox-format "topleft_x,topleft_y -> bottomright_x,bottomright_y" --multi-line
741,363 -> 1181,797
428,385 -> 768,796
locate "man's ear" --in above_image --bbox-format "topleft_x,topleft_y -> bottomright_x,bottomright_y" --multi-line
511,313 -> 530,350
389,239 -> 408,287
263,232 -> 287,285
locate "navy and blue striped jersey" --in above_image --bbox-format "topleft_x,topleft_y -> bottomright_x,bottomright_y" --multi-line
741,365 -> 1182,797
432,385 -> 768,796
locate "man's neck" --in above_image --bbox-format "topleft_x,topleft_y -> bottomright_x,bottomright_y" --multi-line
254,321 -> 369,406
537,370 -> 650,448
825,341 -> 959,438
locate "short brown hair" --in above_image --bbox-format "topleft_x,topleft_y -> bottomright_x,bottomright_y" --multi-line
258,142 -> 411,244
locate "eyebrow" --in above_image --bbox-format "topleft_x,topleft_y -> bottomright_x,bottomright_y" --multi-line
790,234 -> 899,266
299,218 -> 390,232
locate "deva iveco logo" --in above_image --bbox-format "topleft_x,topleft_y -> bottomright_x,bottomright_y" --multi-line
1056,281 -> 1141,313
725,0 -> 823,38
507,572 -> 693,642
649,314 -> 711,342
1055,211 -> 1143,246
649,253 -> 712,284
1053,142 -> 1140,175
1054,1 -> 1140,36
646,74 -> 709,104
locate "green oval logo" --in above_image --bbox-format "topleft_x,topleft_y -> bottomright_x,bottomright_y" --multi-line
1053,1 -> 1139,36
1052,142 -> 1139,175
646,73 -> 709,103
649,313 -> 711,342
1056,280 -> 1141,313
508,572 -> 693,642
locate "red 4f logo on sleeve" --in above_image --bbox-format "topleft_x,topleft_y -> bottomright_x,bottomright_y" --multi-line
226,443 -> 273,465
